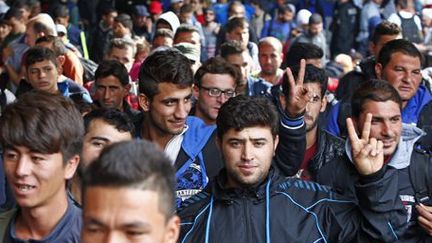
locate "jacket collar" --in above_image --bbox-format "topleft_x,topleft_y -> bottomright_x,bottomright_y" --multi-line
211,166 -> 282,203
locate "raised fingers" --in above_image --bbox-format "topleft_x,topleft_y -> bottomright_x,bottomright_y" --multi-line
361,113 -> 372,141
347,117 -> 360,148
297,59 -> 306,87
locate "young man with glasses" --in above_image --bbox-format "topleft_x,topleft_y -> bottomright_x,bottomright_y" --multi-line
192,57 -> 241,125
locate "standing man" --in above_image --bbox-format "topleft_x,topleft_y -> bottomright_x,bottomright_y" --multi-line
0,91 -> 83,241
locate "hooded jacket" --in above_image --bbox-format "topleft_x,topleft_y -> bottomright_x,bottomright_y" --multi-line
315,124 -> 432,242
178,165 -> 407,242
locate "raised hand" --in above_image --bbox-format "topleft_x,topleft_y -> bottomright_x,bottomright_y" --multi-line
284,59 -> 312,117
346,113 -> 384,176
416,204 -> 432,235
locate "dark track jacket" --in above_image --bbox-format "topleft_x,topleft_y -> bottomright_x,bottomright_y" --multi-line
178,166 -> 407,243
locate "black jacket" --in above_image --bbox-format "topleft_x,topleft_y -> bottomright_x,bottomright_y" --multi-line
178,166 -> 407,242
305,129 -> 346,181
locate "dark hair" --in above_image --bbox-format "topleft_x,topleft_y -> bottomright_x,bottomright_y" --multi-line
282,64 -> 328,98
194,57 -> 242,87
83,108 -> 135,135
35,35 -> 67,56
4,7 -> 23,21
101,5 -> 117,16
82,140 -> 176,219
377,39 -> 423,68
309,13 -> 323,25
396,0 -> 409,9
153,28 -> 174,41
11,0 -> 31,10
24,46 -> 59,68
174,24 -> 200,41
180,3 -> 194,14
95,60 -> 130,86
0,90 -> 84,163
217,95 -> 279,140
220,40 -> 243,58
114,13 -> 133,31
52,4 -> 69,18
351,80 -> 402,118
138,48 -> 193,100
371,21 -> 401,44
226,17 -> 248,33
285,42 -> 323,68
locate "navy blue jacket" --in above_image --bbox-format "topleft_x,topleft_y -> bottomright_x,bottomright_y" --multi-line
178,166 -> 407,242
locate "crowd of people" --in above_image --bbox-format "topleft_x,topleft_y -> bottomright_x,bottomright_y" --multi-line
0,0 -> 430,242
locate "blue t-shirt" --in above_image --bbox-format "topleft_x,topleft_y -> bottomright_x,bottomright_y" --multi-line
5,198 -> 82,243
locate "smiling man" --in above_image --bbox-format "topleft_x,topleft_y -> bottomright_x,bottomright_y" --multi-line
313,80 -> 432,241
135,48 -> 223,207
0,91 -> 83,242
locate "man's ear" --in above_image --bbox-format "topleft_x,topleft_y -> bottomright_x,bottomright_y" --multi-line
320,96 -> 327,112
64,154 -> 80,180
138,93 -> 150,112
273,135 -> 279,154
164,215 -> 180,243
192,84 -> 200,98
375,63 -> 383,79
124,84 -> 131,97
57,55 -> 66,67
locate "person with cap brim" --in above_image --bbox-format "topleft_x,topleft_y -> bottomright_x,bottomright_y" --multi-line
132,4 -> 152,41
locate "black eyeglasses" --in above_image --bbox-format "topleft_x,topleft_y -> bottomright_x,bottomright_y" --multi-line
200,86 -> 236,98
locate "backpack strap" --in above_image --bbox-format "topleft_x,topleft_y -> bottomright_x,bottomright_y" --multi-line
409,149 -> 432,204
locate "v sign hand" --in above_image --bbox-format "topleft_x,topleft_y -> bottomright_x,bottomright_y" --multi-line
283,59 -> 312,117
347,113 -> 384,176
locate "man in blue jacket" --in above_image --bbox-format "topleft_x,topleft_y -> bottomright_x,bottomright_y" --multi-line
136,48 -> 305,207
178,93 -> 407,242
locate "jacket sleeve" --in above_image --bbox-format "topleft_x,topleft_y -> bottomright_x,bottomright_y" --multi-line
315,167 -> 408,242
273,111 -> 306,177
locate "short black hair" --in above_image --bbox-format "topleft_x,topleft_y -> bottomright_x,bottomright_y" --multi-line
371,21 -> 401,44
138,48 -> 193,100
4,7 -> 23,21
95,60 -> 130,86
377,39 -> 423,68
217,95 -> 279,140
285,42 -> 323,68
194,57 -> 242,87
220,40 -> 243,58
282,64 -> 328,98
52,4 -> 69,18
24,46 -> 59,68
351,79 -> 402,118
226,16 -> 248,33
83,108 -> 135,136
309,13 -> 322,25
82,140 -> 176,219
